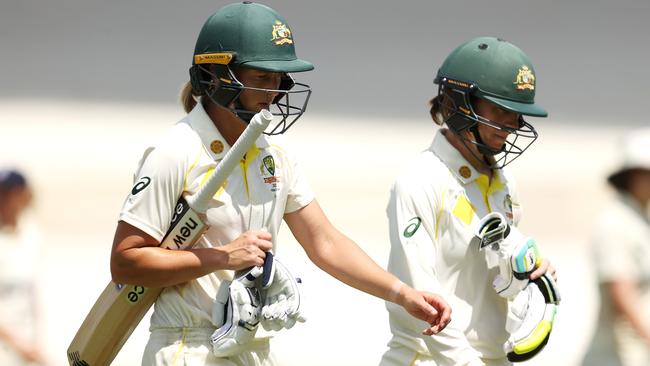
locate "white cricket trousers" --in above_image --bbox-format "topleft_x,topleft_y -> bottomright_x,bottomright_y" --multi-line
379,345 -> 511,366
142,328 -> 277,366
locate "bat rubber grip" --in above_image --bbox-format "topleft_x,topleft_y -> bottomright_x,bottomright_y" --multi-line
262,251 -> 274,288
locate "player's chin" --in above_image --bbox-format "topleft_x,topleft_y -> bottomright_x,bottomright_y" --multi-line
255,103 -> 271,111
486,140 -> 506,152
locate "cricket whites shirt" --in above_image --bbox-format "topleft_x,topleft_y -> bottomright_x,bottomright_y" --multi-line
384,128 -> 522,365
119,102 -> 314,331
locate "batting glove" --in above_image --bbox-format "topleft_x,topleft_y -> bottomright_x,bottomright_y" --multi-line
211,267 -> 263,357
260,256 -> 305,332
476,212 -> 561,362
504,272 -> 561,362
476,212 -> 540,300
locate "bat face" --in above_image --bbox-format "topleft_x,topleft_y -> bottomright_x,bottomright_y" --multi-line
67,282 -> 162,365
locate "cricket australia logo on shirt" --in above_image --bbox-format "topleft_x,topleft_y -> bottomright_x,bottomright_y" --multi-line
403,217 -> 422,238
261,155 -> 280,192
503,194 -> 513,220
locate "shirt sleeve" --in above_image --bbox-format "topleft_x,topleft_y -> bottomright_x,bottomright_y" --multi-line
283,147 -> 314,214
387,176 -> 485,365
118,143 -> 188,242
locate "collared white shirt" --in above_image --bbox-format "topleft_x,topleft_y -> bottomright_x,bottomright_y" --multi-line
384,128 -> 522,365
119,102 -> 313,329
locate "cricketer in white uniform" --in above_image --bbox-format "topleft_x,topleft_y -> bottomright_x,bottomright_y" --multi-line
120,101 -> 311,365
381,37 -> 557,366
383,129 -> 521,365
582,129 -> 650,366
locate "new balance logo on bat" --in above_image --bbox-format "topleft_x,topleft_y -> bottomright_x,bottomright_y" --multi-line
160,196 -> 206,250
172,217 -> 200,248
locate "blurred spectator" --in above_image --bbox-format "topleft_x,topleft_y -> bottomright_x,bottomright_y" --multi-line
0,170 -> 45,365
582,129 -> 650,366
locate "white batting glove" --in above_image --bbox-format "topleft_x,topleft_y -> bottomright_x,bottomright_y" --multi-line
260,256 -> 305,332
211,267 -> 263,357
476,213 -> 561,362
476,212 -> 540,300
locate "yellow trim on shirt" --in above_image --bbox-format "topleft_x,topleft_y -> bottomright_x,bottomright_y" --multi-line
240,145 -> 261,198
199,166 -> 213,187
452,194 -> 475,225
171,328 -> 188,366
487,173 -> 505,196
475,173 -> 504,212
183,149 -> 204,191
269,143 -> 286,153
198,166 -> 228,199
408,351 -> 419,366
475,174 -> 490,211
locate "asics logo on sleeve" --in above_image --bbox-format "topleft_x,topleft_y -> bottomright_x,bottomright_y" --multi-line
131,177 -> 151,195
403,217 -> 422,238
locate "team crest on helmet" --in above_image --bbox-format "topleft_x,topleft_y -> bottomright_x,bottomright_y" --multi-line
271,21 -> 293,45
514,65 -> 535,90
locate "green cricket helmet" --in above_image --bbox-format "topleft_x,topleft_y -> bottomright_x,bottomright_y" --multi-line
190,1 -> 313,135
434,37 -> 547,168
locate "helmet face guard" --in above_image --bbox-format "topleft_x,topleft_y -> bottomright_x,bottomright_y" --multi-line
438,77 -> 538,169
191,63 -> 311,135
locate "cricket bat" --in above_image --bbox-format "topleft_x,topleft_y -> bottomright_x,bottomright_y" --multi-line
67,109 -> 273,366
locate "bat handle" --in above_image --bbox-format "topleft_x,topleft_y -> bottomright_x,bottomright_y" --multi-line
233,251 -> 274,287
261,251 -> 274,288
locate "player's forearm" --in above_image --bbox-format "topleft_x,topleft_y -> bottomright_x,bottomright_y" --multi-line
306,230 -> 404,303
286,200 -> 404,302
111,246 -> 228,287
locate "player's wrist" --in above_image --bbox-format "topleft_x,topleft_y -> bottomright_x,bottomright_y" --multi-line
387,280 -> 406,304
210,246 -> 232,270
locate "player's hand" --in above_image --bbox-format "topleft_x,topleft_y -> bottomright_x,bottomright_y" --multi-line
217,230 -> 273,270
399,287 -> 451,335
530,258 -> 557,282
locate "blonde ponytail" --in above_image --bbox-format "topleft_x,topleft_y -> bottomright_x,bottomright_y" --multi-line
180,81 -> 199,113
429,93 -> 455,126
